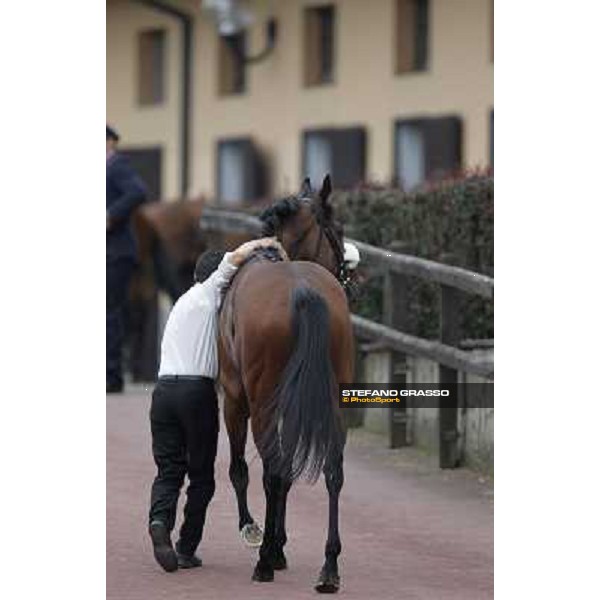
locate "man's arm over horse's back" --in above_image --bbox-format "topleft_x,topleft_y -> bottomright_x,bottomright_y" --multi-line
202,252 -> 238,306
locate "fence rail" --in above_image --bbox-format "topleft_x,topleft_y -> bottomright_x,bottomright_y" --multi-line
351,315 -> 493,379
351,241 -> 493,299
201,207 -> 262,235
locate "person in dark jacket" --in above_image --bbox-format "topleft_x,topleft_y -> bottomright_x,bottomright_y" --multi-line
106,125 -> 147,393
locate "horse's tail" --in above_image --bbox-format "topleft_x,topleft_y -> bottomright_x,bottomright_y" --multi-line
261,286 -> 342,483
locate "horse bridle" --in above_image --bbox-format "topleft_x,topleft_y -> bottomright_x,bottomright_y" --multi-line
284,205 -> 352,291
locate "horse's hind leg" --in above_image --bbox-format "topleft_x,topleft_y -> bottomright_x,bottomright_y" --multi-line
272,476 -> 292,570
224,396 -> 259,541
315,443 -> 345,594
252,463 -> 282,582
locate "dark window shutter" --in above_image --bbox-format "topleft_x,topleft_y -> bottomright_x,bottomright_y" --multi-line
120,147 -> 162,201
305,6 -> 336,85
332,128 -> 366,187
242,140 -> 267,201
231,32 -> 246,93
151,32 -> 166,101
219,32 -> 246,95
319,6 -> 335,83
240,140 -> 254,201
216,141 -> 229,203
424,116 -> 462,180
414,0 -> 429,71
251,144 -> 267,199
138,30 -> 166,105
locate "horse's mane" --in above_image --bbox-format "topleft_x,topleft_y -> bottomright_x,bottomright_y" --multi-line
259,196 -> 304,236
259,191 -> 341,244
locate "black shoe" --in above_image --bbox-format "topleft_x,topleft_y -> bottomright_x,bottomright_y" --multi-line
149,521 -> 178,572
177,553 -> 202,569
175,541 -> 202,568
106,381 -> 124,394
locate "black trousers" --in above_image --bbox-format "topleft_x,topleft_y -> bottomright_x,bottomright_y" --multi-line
149,377 -> 219,556
106,256 -> 134,387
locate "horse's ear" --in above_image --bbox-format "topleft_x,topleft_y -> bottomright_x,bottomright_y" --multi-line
319,174 -> 332,205
318,174 -> 334,221
299,177 -> 312,198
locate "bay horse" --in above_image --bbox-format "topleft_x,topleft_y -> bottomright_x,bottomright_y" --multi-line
218,175 -> 354,593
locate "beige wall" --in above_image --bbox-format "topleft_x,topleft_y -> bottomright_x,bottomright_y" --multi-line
106,0 -> 182,198
107,0 -> 493,201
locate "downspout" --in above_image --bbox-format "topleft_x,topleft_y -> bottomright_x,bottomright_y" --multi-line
135,0 -> 193,199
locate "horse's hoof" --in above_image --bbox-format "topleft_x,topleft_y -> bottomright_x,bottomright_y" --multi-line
241,522 -> 263,548
252,565 -> 274,582
272,552 -> 288,570
315,572 -> 340,594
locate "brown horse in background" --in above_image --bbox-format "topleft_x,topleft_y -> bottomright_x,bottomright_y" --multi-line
134,198 -> 207,301
218,176 -> 354,593
124,199 -> 207,381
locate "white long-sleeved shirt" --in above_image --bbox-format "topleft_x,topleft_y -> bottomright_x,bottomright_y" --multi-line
158,253 -> 238,378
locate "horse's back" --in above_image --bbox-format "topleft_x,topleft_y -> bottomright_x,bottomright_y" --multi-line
234,260 -> 347,311
232,261 -> 350,337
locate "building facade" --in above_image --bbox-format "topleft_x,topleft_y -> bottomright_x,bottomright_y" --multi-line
107,0 -> 493,203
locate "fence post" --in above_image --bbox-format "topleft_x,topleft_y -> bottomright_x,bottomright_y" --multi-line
383,261 -> 410,448
439,282 -> 462,468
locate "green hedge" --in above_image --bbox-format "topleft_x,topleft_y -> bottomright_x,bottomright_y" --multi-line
333,173 -> 493,340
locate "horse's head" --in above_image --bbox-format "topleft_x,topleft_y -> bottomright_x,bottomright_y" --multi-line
260,175 -> 348,282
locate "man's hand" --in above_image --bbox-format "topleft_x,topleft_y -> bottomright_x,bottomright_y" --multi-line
229,237 -> 288,267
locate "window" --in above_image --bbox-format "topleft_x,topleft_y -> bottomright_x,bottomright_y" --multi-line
305,133 -> 333,185
396,124 -> 425,191
302,128 -> 366,188
395,0 -> 429,74
216,139 -> 266,205
138,29 -> 166,105
304,5 -> 336,86
218,33 -> 246,96
394,117 -> 462,191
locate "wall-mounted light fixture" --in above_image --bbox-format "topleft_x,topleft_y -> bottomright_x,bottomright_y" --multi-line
202,0 -> 277,64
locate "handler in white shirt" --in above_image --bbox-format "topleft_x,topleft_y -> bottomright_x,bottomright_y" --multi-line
149,237 -> 285,573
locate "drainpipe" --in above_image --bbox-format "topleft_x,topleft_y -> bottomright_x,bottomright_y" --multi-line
135,0 -> 193,199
